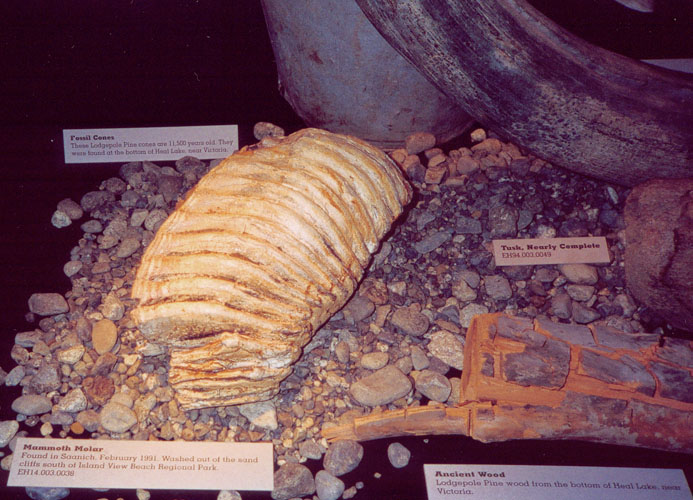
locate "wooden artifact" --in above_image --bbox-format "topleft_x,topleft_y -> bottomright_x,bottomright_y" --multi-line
323,313 -> 693,454
355,0 -> 693,186
131,128 -> 412,409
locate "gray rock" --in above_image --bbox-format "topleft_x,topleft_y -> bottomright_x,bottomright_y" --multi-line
56,198 -> 83,220
12,395 -> 52,416
80,219 -> 103,234
550,292 -> 573,319
56,388 -> 88,413
51,210 -> 72,228
572,302 -> 601,324
565,284 -> 596,302
455,216 -> 482,234
28,293 -> 68,316
76,409 -> 101,432
158,174 -> 183,203
323,440 -> 364,476
349,365 -> 412,406
459,303 -> 489,328
25,487 -> 70,500
271,463 -> 315,500
315,470 -> 345,500
395,356 -> 413,375
451,275 -> 477,302
390,306 -> 430,337
414,231 -> 451,254
559,264 -> 599,285
360,352 -> 389,370
484,275 -> 513,301
0,420 -> 19,447
410,345 -> 430,371
101,176 -> 127,194
100,402 -> 137,433
217,491 -> 242,500
80,190 -> 115,212
14,329 -> 42,348
299,439 -> 324,460
342,294 -> 375,323
63,260 -> 83,277
30,363 -> 61,393
334,341 -> 350,364
253,122 -> 285,140
116,236 -> 140,258
5,365 -> 25,386
427,330 -> 464,370
488,204 -> 519,238
387,442 -> 411,468
101,293 -> 125,321
144,208 -> 168,232
238,401 -> 278,430
415,369 -> 452,402
175,156 -> 206,174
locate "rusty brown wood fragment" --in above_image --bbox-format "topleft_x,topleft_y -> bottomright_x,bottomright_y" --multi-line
322,313 -> 693,453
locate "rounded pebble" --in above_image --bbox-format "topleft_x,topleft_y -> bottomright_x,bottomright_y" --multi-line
100,401 -> 137,433
415,369 -> 452,402
91,319 -> 118,354
315,469 -> 345,500
387,442 -> 411,468
25,487 -> 70,500
360,352 -> 389,370
271,462 -> 315,500
323,440 -> 364,476
349,365 -> 412,406
12,395 -> 52,416
28,293 -> 68,316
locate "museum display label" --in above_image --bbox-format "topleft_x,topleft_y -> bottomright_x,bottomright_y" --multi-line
492,236 -> 610,266
63,125 -> 239,163
424,464 -> 692,499
8,437 -> 273,491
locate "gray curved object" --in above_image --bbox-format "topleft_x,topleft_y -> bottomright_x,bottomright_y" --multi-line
261,0 -> 473,149
356,0 -> 693,185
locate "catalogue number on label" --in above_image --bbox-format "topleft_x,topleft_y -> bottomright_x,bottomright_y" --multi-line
492,237 -> 610,266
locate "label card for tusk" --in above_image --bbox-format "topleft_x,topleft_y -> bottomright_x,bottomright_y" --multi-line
63,125 -> 238,163
8,437 -> 273,491
492,236 -> 610,266
424,464 -> 692,500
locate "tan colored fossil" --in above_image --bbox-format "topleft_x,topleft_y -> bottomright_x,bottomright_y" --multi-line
131,128 -> 412,409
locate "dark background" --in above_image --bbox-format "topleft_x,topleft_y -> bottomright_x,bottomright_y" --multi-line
0,1 -> 691,499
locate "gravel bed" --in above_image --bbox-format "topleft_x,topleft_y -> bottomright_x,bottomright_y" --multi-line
0,124 -> 673,500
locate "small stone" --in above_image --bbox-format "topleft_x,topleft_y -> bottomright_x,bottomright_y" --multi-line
5,365 -> 25,386
0,420 -> 19,447
323,440 -> 364,476
405,132 -> 436,154
550,293 -> 573,319
452,275 -> 477,302
254,122 -> 285,140
51,210 -> 72,228
136,489 -> 151,500
217,491 -> 242,500
410,345 -> 430,371
28,293 -> 68,316
315,470 -> 345,500
101,294 -> 125,321
299,439 -> 324,460
56,344 -> 85,365
56,388 -> 88,413
239,401 -> 278,430
427,331 -> 464,370
455,156 -> 480,175
144,208 -> 168,231
130,208 -> 149,227
415,369 -> 452,402
572,302 -> 601,324
91,319 -> 118,354
57,198 -> 84,220
80,190 -> 114,212
484,275 -> 513,301
100,402 -> 137,433
559,264 -> 599,285
76,409 -> 101,432
158,174 -> 183,203
349,365 -> 412,406
414,231 -> 451,254
25,487 -> 70,500
14,329 -> 42,348
30,363 -> 61,393
271,462 -> 315,500
343,294 -> 375,323
12,395 -> 52,416
470,128 -> 487,142
63,260 -> 83,277
40,422 -> 53,437
80,219 -> 103,234
488,204 -> 519,238
424,163 -> 448,185
360,352 -> 389,370
387,442 -> 411,468
471,137 -> 503,155
565,284 -> 596,302
116,237 -> 140,258
459,303 -> 489,328
390,306 -> 430,337
175,156 -> 206,174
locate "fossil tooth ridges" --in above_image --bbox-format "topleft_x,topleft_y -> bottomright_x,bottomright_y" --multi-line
131,128 -> 412,408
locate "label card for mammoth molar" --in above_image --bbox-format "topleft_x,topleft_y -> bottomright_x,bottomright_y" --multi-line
8,437 -> 273,491
492,236 -> 610,266
424,464 -> 693,500
63,125 -> 238,163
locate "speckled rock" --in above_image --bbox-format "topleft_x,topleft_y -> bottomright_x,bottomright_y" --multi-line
0,420 -> 19,447
415,369 -> 452,402
390,306 -> 430,337
315,470 -> 346,500
387,442 -> 411,468
91,319 -> 118,354
25,487 -> 70,500
360,352 -> 389,370
28,293 -> 68,316
560,264 -> 599,285
323,440 -> 364,476
427,330 -> 464,370
12,395 -> 52,416
100,401 -> 137,433
459,303 -> 490,328
349,366 -> 412,407
239,401 -> 278,430
272,462 -> 315,500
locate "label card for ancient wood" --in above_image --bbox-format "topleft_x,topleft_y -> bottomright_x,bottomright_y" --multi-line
492,236 -> 610,266
424,464 -> 692,500
8,437 -> 273,491
63,125 -> 238,163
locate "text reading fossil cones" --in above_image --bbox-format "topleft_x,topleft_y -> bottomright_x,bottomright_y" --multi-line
131,128 -> 412,409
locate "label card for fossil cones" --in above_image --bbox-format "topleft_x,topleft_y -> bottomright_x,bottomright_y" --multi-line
492,236 -> 610,266
8,438 -> 273,491
424,464 -> 692,500
63,125 -> 238,163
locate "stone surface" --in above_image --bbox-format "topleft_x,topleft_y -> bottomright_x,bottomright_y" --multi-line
390,306 -> 430,337
459,303 -> 489,328
100,401 -> 137,433
387,442 -> 411,468
91,319 -> 118,354
427,330 -> 464,370
349,366 -> 412,406
484,275 -> 512,301
0,420 -> 19,447
360,352 -> 389,370
239,401 -> 278,430
414,230 -> 452,254
272,462 -> 315,500
323,439 -> 364,476
315,469 -> 346,500
56,388 -> 88,413
28,293 -> 68,316
624,178 -> 693,332
12,395 -> 52,416
415,369 -> 452,402
25,487 -> 70,500
405,132 -> 436,154
559,264 -> 599,285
